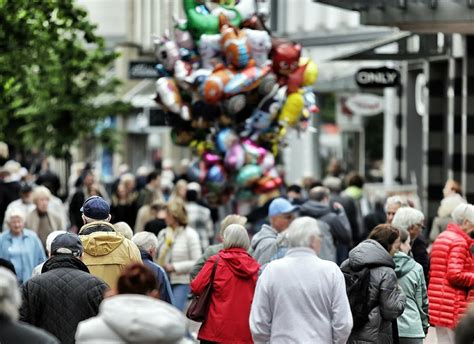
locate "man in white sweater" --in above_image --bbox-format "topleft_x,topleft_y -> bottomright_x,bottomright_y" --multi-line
250,216 -> 353,344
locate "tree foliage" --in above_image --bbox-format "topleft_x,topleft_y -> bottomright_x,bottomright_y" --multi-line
0,0 -> 130,158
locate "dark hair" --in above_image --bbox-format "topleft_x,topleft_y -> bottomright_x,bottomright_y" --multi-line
287,184 -> 302,194
309,180 -> 323,189
117,263 -> 158,296
20,184 -> 33,194
0,258 -> 16,275
147,171 -> 160,184
346,172 -> 364,188
186,189 -> 198,202
368,224 -> 400,253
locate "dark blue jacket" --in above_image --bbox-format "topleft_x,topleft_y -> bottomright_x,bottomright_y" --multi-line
140,251 -> 174,305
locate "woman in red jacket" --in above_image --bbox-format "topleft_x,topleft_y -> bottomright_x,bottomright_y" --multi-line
428,203 -> 474,344
191,224 -> 260,344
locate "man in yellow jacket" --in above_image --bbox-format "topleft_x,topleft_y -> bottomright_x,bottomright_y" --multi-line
78,196 -> 142,288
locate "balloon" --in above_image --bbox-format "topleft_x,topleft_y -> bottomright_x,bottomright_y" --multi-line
155,77 -> 183,114
255,175 -> 283,193
224,65 -> 271,96
154,33 -> 180,72
279,91 -> 304,126
272,42 -> 302,83
171,128 -> 194,146
187,160 -> 207,182
300,57 -> 318,86
236,164 -> 263,186
199,34 -> 222,70
242,139 -> 266,163
244,84 -> 280,136
201,67 -> 235,104
221,24 -> 250,69
203,151 -> 222,165
287,63 -> 307,94
224,143 -> 245,170
177,0 -> 241,40
260,151 -> 275,172
216,128 -> 237,153
223,94 -> 246,115
174,24 -> 195,50
206,165 -> 226,185
244,29 -> 272,67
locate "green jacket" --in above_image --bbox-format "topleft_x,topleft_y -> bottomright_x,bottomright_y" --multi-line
394,252 -> 429,338
189,243 -> 223,281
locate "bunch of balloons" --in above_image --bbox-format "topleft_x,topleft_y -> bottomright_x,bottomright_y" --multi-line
154,0 -> 319,205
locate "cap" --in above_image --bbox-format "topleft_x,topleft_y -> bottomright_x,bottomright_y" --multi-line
268,197 -> 299,218
80,196 -> 110,220
50,233 -> 83,257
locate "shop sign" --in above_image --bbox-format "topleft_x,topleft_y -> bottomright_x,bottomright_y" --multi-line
129,61 -> 159,79
356,67 -> 400,88
346,94 -> 383,116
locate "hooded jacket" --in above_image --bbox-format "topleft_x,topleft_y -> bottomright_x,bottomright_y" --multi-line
300,200 -> 352,245
428,223 -> 474,329
393,251 -> 429,338
250,224 -> 279,265
20,255 -> 108,344
79,221 -> 142,288
75,294 -> 187,344
191,248 -> 260,343
341,239 -> 406,344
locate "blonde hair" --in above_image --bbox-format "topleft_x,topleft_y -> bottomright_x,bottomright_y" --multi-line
166,199 -> 188,226
32,185 -> 51,203
220,214 -> 247,238
114,222 -> 133,240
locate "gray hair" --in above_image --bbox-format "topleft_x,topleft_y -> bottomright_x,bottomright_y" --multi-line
5,207 -> 25,223
287,217 -> 321,248
220,214 -> 247,238
452,203 -> 474,225
32,185 -> 51,202
0,267 -> 21,321
309,187 -> 330,202
114,222 -> 133,240
223,224 -> 250,250
385,195 -> 408,212
392,207 -> 424,231
132,232 -> 159,252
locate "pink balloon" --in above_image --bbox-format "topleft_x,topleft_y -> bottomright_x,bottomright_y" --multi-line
225,144 -> 245,170
203,152 -> 221,165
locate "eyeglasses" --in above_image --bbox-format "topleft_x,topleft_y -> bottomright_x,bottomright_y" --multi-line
280,214 -> 295,220
416,223 -> 425,230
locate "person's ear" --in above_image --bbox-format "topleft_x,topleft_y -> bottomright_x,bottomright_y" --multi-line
104,288 -> 117,298
148,289 -> 160,299
82,214 -> 87,225
106,214 -> 112,222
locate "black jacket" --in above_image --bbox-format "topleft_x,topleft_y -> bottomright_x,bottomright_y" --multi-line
0,316 -> 59,344
20,255 -> 108,344
411,235 -> 430,283
300,200 -> 352,245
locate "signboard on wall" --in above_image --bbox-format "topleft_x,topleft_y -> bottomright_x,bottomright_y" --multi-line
345,94 -> 384,116
129,61 -> 159,79
355,67 -> 400,88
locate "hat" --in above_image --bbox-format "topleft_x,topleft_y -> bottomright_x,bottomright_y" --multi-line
50,233 -> 83,257
80,196 -> 110,220
268,198 -> 299,218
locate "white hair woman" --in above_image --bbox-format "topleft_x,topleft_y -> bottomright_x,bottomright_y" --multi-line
25,186 -> 63,248
0,208 -> 46,283
190,224 -> 259,343
392,207 -> 429,282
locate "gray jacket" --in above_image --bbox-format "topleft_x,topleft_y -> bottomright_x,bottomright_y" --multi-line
341,240 -> 406,344
250,224 -> 278,265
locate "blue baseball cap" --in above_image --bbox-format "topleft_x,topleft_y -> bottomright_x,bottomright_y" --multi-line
80,196 -> 110,220
268,198 -> 299,218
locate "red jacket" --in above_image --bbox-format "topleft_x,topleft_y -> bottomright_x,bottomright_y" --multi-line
428,223 -> 474,329
190,248 -> 260,343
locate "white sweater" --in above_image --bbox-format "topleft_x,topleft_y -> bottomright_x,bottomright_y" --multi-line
157,226 -> 202,284
250,247 -> 353,344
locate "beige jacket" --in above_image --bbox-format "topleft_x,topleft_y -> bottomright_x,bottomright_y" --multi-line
157,226 -> 202,284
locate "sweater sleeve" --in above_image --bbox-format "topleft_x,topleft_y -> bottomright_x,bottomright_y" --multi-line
446,241 -> 474,288
379,269 -> 406,321
249,266 -> 273,343
331,268 -> 353,344
173,228 -> 202,274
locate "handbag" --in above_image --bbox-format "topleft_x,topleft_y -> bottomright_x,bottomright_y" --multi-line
186,257 -> 219,322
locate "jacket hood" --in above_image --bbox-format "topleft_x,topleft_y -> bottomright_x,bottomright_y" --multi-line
219,248 -> 260,278
41,254 -> 90,273
348,239 -> 395,271
300,200 -> 331,218
100,294 -> 186,343
344,186 -> 363,200
251,224 -> 276,250
79,221 -> 116,235
393,251 -> 416,278
80,231 -> 124,257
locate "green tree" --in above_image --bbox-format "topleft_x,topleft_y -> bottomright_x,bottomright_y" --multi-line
0,0 -> 130,158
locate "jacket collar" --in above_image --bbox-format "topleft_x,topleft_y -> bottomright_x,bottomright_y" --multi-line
4,229 -> 34,240
285,247 -> 317,257
140,250 -> 153,261
79,221 -> 116,235
41,254 -> 90,274
447,223 -> 472,241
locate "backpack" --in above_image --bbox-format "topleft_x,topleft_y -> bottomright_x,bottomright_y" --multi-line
340,264 -> 373,331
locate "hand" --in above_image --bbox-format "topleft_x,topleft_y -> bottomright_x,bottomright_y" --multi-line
164,264 -> 175,273
423,327 -> 429,335
333,202 -> 343,210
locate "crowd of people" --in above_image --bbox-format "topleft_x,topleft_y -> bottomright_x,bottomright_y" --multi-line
0,155 -> 473,344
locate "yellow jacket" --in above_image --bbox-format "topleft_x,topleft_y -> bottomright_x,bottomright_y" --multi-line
79,222 -> 142,289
